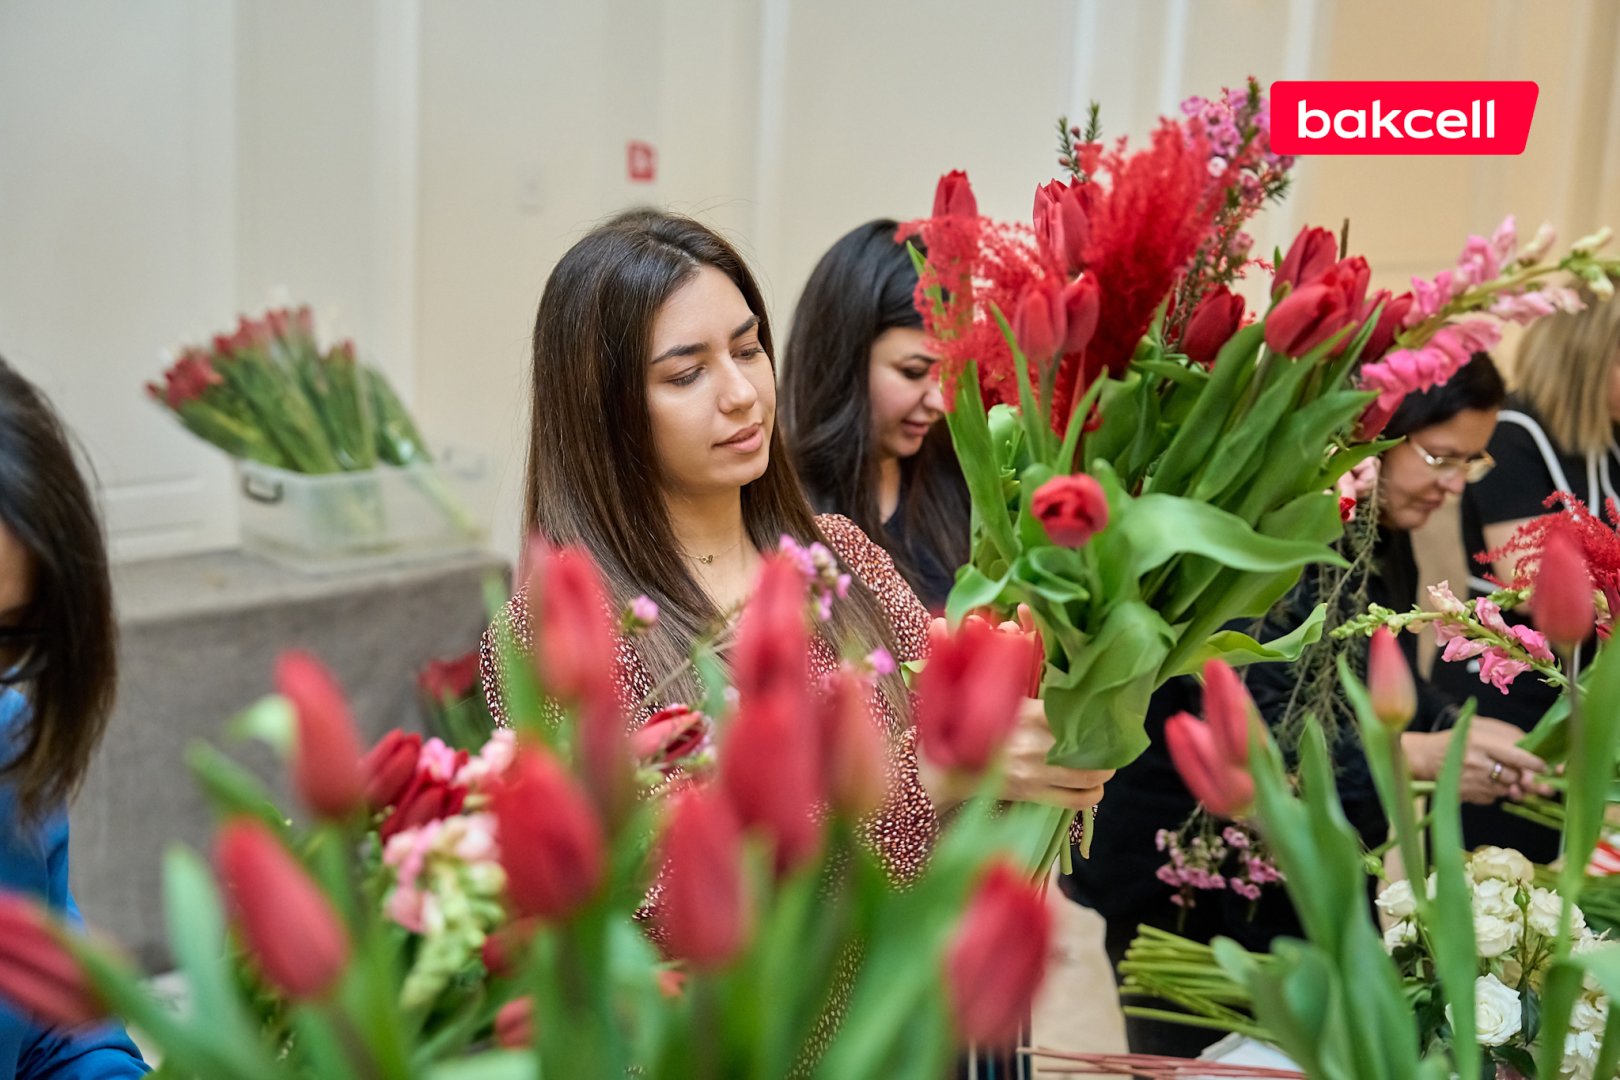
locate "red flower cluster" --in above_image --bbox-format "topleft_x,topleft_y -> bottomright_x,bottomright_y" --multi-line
1481,493 -> 1614,638
144,347 -> 223,409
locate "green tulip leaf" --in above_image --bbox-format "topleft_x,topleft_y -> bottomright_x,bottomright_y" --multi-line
1117,494 -> 1344,579
1168,603 -> 1328,676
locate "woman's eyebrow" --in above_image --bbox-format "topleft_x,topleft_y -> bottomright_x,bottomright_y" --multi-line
652,317 -> 760,366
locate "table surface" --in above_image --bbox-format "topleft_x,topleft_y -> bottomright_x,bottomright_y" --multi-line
113,547 -> 509,623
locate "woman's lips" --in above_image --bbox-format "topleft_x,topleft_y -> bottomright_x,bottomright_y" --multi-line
717,424 -> 763,452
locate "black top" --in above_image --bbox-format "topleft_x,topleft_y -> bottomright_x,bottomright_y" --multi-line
882,502 -> 957,613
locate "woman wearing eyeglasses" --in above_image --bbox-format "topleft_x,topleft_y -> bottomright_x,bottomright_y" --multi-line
1434,292 -> 1620,861
1063,351 -> 1552,1057
0,358 -> 147,1076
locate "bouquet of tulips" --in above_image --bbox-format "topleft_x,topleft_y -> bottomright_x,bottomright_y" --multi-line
0,545 -> 1062,1078
904,78 -> 1620,875
1117,512 -> 1620,1080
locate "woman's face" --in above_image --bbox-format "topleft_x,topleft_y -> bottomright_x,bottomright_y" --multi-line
867,327 -> 944,461
645,265 -> 775,500
1379,407 -> 1499,531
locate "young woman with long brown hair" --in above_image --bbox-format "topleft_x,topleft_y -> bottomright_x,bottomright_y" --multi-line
481,209 -> 1110,880
0,356 -> 147,1076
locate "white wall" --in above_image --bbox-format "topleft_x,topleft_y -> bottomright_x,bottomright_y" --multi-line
4,0 -> 1618,565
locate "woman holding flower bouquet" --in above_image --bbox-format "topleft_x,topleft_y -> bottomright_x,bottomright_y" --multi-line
781,220 -> 970,612
1065,352 -> 1555,1055
0,357 -> 147,1077
481,208 -> 1111,864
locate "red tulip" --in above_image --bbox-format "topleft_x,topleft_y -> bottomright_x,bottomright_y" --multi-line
1274,226 -> 1339,294
1180,287 -> 1246,367
1263,281 -> 1356,357
1367,628 -> 1417,731
1360,290 -> 1414,362
1164,712 -> 1255,818
630,705 -> 711,776
816,670 -> 887,818
1012,284 -> 1064,364
0,893 -> 105,1028
525,541 -> 630,819
495,996 -> 535,1049
378,766 -> 468,842
916,619 -> 1029,774
361,730 -> 423,811
945,861 -> 1051,1046
1200,660 -> 1257,764
417,652 -> 481,703
215,819 -> 350,998
276,652 -> 366,820
1061,276 -> 1101,356
657,788 -> 752,967
1031,473 -> 1109,547
732,556 -> 811,713
1534,528 -> 1596,650
720,693 -> 823,874
932,169 -> 978,220
1032,179 -> 1090,275
488,744 -> 605,920
480,917 -> 539,977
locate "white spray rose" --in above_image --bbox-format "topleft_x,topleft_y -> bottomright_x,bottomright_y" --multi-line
1474,913 -> 1522,959
1527,887 -> 1586,938
1448,974 -> 1522,1047
1382,919 -> 1417,952
1471,876 -> 1520,919
1563,1029 -> 1600,1080
1375,879 -> 1417,920
1469,846 -> 1534,886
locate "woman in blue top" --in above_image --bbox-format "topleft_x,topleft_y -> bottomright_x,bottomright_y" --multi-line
0,356 -> 146,1076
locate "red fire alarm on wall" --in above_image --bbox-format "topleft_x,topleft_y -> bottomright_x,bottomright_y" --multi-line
626,140 -> 656,183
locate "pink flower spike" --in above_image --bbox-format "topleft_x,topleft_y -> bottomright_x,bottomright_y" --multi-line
1440,636 -> 1491,663
1479,649 -> 1532,692
1507,624 -> 1554,662
1474,597 -> 1510,636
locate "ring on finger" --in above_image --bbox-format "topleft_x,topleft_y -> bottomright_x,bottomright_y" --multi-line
1489,760 -> 1506,785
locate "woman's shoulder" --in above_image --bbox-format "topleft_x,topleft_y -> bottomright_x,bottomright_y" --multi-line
814,514 -> 931,662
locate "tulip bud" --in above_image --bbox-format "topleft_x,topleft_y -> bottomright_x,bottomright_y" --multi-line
0,893 -> 106,1028
630,705 -> 711,777
1274,226 -> 1338,294
1360,290 -> 1414,363
1179,287 -> 1246,367
1200,660 -> 1257,764
487,744 -> 605,920
495,996 -> 535,1049
916,620 -> 1030,774
1012,286 -> 1064,363
361,730 -> 423,811
1060,276 -> 1100,355
1365,628 -> 1417,731
816,670 -> 887,818
657,789 -> 753,968
732,556 -> 812,712
1264,282 -> 1354,357
945,862 -> 1051,1046
276,652 -> 366,820
932,170 -> 978,220
1533,528 -> 1595,650
1031,473 -> 1109,548
720,694 -> 823,874
215,819 -> 350,998
1164,712 -> 1254,818
1032,179 -> 1089,274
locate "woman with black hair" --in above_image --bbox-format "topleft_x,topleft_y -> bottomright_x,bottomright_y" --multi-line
780,220 -> 970,612
1063,352 -> 1551,1057
0,356 -> 147,1075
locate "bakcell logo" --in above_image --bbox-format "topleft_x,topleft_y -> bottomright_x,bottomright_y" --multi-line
1270,81 -> 1538,155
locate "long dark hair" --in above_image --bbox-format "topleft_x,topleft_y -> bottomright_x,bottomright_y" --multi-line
0,356 -> 117,821
525,209 -> 905,713
780,220 -> 969,598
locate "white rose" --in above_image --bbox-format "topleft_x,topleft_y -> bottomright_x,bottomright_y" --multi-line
1474,913 -> 1522,959
1472,876 -> 1520,919
1528,887 -> 1586,938
1470,846 -> 1535,886
1382,919 -> 1417,952
1376,879 -> 1417,920
1563,1029 -> 1599,1079
1449,974 -> 1522,1047
1573,932 -> 1610,993
1571,996 -> 1607,1036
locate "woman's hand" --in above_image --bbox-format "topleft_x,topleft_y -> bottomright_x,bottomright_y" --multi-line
915,698 -> 1114,812
1400,717 -> 1553,805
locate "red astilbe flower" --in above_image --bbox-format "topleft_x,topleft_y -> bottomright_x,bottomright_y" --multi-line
1051,121 -> 1224,431
1481,493 -> 1620,636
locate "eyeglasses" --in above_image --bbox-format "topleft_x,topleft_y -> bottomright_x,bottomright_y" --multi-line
1409,440 -> 1496,483
0,626 -> 45,687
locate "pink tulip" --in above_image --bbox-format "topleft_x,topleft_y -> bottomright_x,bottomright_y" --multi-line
216,819 -> 350,999
657,788 -> 753,967
276,652 -> 367,820
720,693 -> 823,874
1165,712 -> 1255,819
1180,287 -> 1245,367
360,730 -> 423,811
1534,528 -> 1596,650
1060,277 -> 1101,355
487,744 -> 605,920
731,556 -> 812,713
916,619 -> 1030,774
0,893 -> 105,1028
1031,474 -> 1109,547
1200,660 -> 1256,764
495,996 -> 535,1049
1367,628 -> 1417,730
945,862 -> 1051,1046
932,170 -> 978,219
816,670 -> 887,818
1033,179 -> 1089,273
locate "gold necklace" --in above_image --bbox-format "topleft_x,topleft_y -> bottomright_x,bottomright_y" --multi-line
684,536 -> 743,566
